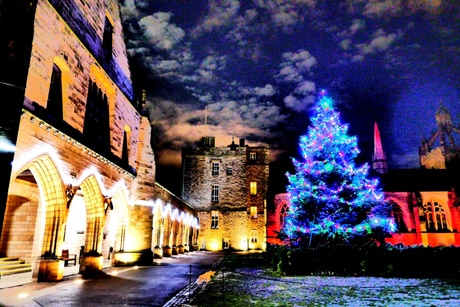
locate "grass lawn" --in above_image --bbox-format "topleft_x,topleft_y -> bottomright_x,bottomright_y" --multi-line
190,252 -> 460,307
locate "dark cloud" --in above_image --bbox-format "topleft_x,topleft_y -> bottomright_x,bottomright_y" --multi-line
120,0 -> 460,195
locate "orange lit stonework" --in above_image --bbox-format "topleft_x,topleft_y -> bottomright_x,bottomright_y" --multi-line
0,0 -> 199,281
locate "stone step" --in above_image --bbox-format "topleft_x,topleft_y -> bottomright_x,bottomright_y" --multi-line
0,265 -> 32,276
0,257 -> 31,277
0,257 -> 20,262
0,260 -> 25,267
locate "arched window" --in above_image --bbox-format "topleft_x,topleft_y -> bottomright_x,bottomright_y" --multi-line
423,201 -> 448,232
390,201 -> 408,232
279,203 -> 289,230
83,79 -> 110,153
47,64 -> 63,122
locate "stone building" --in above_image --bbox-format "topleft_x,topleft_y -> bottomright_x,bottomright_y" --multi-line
381,102 -> 460,246
181,137 -> 269,251
267,104 -> 460,247
0,0 -> 198,281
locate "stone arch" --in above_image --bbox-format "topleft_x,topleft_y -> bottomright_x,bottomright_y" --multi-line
107,187 -> 129,253
79,175 -> 105,253
151,200 -> 164,249
171,209 -> 180,254
9,154 -> 66,258
0,173 -> 42,262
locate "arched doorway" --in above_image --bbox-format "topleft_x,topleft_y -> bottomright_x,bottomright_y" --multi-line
0,169 -> 45,262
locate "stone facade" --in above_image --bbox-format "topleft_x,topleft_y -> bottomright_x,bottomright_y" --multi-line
182,137 -> 269,251
0,0 -> 199,281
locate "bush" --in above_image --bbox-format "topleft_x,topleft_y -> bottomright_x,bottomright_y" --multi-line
265,243 -> 460,278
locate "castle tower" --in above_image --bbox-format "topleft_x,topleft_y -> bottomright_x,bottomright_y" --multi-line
181,137 -> 269,251
373,122 -> 388,173
419,101 -> 460,169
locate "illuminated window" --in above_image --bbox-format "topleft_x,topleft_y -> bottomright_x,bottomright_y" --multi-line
250,230 -> 258,243
122,125 -> 131,164
250,206 -> 257,219
47,64 -> 63,122
223,238 -> 229,249
211,211 -> 219,229
211,185 -> 219,202
249,152 -> 256,160
423,201 -> 448,231
250,182 -> 257,195
212,162 -> 219,175
103,16 -> 113,58
226,166 -> 233,175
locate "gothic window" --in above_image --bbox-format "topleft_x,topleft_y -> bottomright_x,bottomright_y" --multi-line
212,162 -> 219,175
279,203 -> 289,229
249,152 -> 256,161
103,16 -> 113,59
211,210 -> 218,229
47,64 -> 63,122
390,201 -> 408,232
250,181 -> 257,195
211,185 -> 219,202
423,201 -> 448,232
84,79 -> 110,153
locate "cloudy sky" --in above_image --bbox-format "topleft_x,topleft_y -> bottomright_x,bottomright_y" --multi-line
120,0 -> 460,195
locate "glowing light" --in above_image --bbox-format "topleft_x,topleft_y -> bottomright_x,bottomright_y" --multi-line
18,293 -> 29,299
209,241 -> 219,251
283,95 -> 395,243
0,135 -> 16,153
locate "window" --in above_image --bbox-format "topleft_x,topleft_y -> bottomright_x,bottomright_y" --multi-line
250,206 -> 257,219
84,79 -> 110,152
47,64 -> 63,122
249,152 -> 256,160
390,201 -> 408,232
223,238 -> 229,249
103,16 -> 113,58
423,201 -> 448,231
279,203 -> 289,229
250,182 -> 257,195
211,185 -> 219,202
250,230 -> 258,243
211,211 -> 219,229
212,162 -> 219,175
122,125 -> 131,165
226,166 -> 233,175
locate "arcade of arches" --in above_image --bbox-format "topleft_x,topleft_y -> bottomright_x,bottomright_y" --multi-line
0,138 -> 198,280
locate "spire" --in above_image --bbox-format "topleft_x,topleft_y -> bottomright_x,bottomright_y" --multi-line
373,122 -> 388,174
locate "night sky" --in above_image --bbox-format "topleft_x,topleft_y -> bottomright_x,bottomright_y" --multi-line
120,0 -> 460,196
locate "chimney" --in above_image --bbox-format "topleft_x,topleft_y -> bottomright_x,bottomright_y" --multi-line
239,138 -> 245,147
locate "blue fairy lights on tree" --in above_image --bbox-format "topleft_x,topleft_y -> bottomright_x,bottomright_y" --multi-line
282,95 -> 395,247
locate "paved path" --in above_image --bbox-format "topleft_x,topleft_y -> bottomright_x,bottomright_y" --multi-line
0,251 -> 224,307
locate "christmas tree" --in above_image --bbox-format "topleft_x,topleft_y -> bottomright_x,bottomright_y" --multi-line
283,95 -> 395,247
